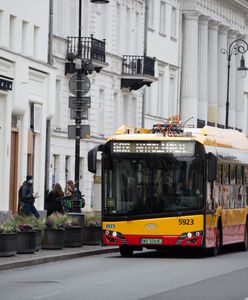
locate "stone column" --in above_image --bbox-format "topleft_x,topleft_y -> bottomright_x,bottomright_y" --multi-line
208,20 -> 219,126
235,35 -> 247,131
181,12 -> 199,127
227,30 -> 238,129
198,16 -> 209,126
217,25 -> 229,127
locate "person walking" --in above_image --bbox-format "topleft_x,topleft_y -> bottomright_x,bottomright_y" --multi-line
20,175 -> 40,219
46,183 -> 64,216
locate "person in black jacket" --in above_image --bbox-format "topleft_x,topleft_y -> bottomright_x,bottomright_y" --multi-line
20,175 -> 40,218
46,183 -> 64,216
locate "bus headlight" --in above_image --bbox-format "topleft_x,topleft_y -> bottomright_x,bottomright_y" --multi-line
187,232 -> 192,238
112,231 -> 117,237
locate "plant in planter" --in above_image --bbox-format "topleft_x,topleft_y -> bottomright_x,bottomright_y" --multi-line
13,215 -> 36,254
25,216 -> 46,251
42,213 -> 72,249
64,214 -> 83,248
0,218 -> 17,257
83,214 -> 102,245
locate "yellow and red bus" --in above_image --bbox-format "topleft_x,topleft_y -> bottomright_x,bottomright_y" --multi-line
88,124 -> 248,256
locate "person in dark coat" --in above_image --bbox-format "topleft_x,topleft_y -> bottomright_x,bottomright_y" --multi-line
20,175 -> 40,219
46,183 -> 64,216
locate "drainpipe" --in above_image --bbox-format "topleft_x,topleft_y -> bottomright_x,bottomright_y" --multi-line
142,0 -> 148,128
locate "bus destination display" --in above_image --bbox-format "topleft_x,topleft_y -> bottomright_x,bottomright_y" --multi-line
112,141 -> 195,156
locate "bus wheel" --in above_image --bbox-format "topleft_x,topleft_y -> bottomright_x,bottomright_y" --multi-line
209,227 -> 221,257
239,222 -> 248,251
119,246 -> 133,257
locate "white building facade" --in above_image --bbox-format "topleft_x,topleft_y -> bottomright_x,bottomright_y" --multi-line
0,0 -> 56,213
181,0 -> 248,131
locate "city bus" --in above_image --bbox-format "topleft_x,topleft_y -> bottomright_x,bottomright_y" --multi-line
88,123 -> 248,256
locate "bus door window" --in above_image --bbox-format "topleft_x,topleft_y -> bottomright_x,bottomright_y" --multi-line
212,164 -> 222,210
237,165 -> 245,208
229,164 -> 237,208
222,164 -> 230,208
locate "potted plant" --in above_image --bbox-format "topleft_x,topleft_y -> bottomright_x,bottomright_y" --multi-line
0,218 -> 17,257
64,214 -> 83,247
42,213 -> 69,249
83,214 -> 102,245
26,216 -> 46,251
14,215 -> 36,254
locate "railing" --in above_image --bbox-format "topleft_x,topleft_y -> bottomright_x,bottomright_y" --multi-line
67,35 -> 106,63
122,55 -> 155,76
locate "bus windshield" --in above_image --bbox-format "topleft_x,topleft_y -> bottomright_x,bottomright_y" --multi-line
103,155 -> 204,216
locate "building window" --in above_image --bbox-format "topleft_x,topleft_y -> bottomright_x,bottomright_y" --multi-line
171,7 -> 177,39
113,92 -> 119,131
169,75 -> 176,116
33,25 -> 40,58
22,20 -> 28,55
132,97 -> 137,126
116,3 -> 121,54
147,0 -> 154,29
10,15 -> 16,51
55,80 -> 62,130
98,89 -> 105,135
159,2 -> 166,35
157,73 -> 164,116
123,95 -> 128,125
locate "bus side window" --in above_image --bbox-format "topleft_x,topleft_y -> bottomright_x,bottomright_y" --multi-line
216,164 -> 222,184
230,165 -> 236,184
223,164 -> 230,185
245,167 -> 248,206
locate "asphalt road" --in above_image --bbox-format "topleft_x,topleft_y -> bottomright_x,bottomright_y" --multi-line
1,246 -> 248,300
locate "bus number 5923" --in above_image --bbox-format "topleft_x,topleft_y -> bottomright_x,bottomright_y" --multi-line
178,218 -> 194,225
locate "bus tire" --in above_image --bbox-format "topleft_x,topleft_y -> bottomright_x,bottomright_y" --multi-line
239,221 -> 248,251
119,246 -> 133,257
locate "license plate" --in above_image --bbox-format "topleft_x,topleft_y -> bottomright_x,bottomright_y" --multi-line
140,238 -> 162,245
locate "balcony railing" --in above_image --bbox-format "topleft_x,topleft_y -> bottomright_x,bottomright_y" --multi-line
122,55 -> 155,76
67,35 -> 106,63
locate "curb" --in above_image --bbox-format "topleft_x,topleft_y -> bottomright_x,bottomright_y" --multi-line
0,247 -> 119,272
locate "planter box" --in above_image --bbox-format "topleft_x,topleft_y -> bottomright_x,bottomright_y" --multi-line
41,229 -> 64,249
35,230 -> 42,251
83,226 -> 102,245
0,233 -> 17,257
17,231 -> 36,254
64,226 -> 82,247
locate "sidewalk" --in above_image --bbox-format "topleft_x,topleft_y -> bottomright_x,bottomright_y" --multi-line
0,245 -> 119,271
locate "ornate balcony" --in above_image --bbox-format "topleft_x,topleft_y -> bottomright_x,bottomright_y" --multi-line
121,55 -> 157,90
65,35 -> 107,75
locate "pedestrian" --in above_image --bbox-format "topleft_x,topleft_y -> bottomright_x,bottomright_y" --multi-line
65,180 -> 75,196
46,183 -> 64,216
19,175 -> 40,219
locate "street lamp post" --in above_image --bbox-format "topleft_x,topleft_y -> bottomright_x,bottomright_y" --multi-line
72,0 -> 108,212
222,38 -> 248,129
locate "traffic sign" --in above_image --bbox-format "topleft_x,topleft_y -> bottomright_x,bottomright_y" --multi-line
69,96 -> 91,109
70,108 -> 88,120
69,74 -> 91,96
68,125 -> 90,139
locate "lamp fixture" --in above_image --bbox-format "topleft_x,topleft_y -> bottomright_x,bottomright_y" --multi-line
237,54 -> 248,72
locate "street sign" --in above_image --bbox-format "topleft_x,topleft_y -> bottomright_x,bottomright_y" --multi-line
68,125 -> 90,139
69,96 -> 91,109
69,74 -> 91,96
70,108 -> 88,120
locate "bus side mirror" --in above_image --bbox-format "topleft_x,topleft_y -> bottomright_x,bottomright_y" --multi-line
88,144 -> 107,173
88,146 -> 99,173
207,152 -> 217,182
